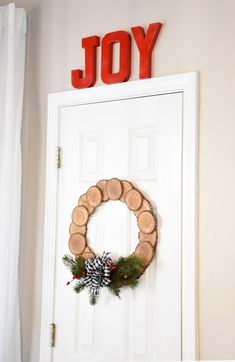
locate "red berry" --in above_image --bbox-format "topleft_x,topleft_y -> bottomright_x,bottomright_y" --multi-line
108,263 -> 117,270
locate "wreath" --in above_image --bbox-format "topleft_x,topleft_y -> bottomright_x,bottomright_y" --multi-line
63,178 -> 158,304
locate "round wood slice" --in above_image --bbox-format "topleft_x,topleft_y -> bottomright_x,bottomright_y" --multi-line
134,241 -> 154,267
139,265 -> 146,275
125,189 -> 143,211
134,199 -> 152,217
68,178 -> 157,273
137,211 -> 156,234
69,222 -> 87,236
68,233 -> 86,255
106,178 -> 123,200
120,180 -> 133,202
139,230 -> 157,247
86,186 -> 102,208
78,194 -> 94,214
72,205 -> 89,226
96,179 -> 109,201
81,246 -> 95,260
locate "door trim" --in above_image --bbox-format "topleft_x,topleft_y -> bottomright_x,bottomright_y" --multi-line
39,72 -> 199,361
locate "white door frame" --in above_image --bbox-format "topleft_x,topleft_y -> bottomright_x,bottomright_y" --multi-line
39,72 -> 199,362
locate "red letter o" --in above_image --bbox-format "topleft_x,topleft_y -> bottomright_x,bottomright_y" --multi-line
101,30 -> 131,85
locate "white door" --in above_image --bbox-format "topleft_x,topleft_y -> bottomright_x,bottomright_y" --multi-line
40,75 -> 198,362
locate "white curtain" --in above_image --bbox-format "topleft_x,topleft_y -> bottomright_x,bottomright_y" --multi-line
0,3 -> 26,362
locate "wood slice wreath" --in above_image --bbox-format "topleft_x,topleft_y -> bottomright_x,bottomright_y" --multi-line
63,178 -> 158,305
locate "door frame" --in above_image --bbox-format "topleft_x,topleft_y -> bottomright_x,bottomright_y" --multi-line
39,72 -> 199,362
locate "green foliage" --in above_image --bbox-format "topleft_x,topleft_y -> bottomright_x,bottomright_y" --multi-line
63,254 -> 143,304
107,283 -> 121,298
89,290 -> 99,305
62,254 -> 86,277
108,256 -> 142,298
62,254 -> 76,270
73,282 -> 85,294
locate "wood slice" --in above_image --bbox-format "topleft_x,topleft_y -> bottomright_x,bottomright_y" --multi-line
137,211 -> 156,234
69,222 -> 87,236
68,233 -> 86,255
81,246 -> 95,260
96,179 -> 109,201
134,199 -> 152,217
106,178 -> 123,200
134,241 -> 154,267
78,194 -> 94,214
72,205 -> 89,226
86,186 -> 102,208
125,189 -> 143,211
120,180 -> 133,202
139,230 -> 157,247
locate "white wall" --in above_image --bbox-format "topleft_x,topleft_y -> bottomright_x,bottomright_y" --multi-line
1,0 -> 235,361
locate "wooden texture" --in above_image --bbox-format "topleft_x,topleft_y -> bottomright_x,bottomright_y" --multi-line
81,246 -> 95,260
96,179 -> 109,201
134,241 -> 154,267
86,186 -> 102,207
68,233 -> 87,255
125,189 -> 143,211
106,178 -> 123,200
78,194 -> 94,214
69,222 -> 87,236
120,180 -> 133,202
70,179 -> 157,274
137,210 -> 155,234
72,205 -> 89,226
134,198 -> 152,217
139,230 -> 157,247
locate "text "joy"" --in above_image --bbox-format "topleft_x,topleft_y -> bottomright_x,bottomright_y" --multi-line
71,22 -> 162,89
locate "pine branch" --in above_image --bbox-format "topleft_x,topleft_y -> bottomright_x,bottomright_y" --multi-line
73,282 -> 86,294
121,278 -> 139,289
89,291 -> 99,305
107,283 -> 121,299
62,254 -> 86,276
73,256 -> 86,276
129,279 -> 139,289
111,255 -> 143,287
64,253 -> 143,304
63,254 -> 77,273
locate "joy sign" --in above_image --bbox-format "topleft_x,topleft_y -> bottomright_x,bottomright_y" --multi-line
71,22 -> 162,89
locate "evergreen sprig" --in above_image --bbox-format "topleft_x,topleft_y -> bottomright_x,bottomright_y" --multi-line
108,256 -> 142,297
73,282 -> 86,294
89,290 -> 99,305
62,255 -> 86,277
63,254 -> 143,305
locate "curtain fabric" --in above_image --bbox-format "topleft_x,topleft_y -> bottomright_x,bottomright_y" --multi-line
0,3 -> 26,362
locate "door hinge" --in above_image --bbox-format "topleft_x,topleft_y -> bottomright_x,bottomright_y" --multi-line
50,323 -> 56,348
56,146 -> 61,168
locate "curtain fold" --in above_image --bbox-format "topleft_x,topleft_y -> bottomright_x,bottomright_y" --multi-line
0,3 -> 26,362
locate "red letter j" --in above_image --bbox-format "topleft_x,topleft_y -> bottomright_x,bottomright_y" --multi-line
71,35 -> 100,89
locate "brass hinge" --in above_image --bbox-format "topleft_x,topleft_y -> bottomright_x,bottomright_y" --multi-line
56,146 -> 61,169
50,323 -> 56,348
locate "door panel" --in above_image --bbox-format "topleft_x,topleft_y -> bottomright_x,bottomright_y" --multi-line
53,93 -> 183,361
